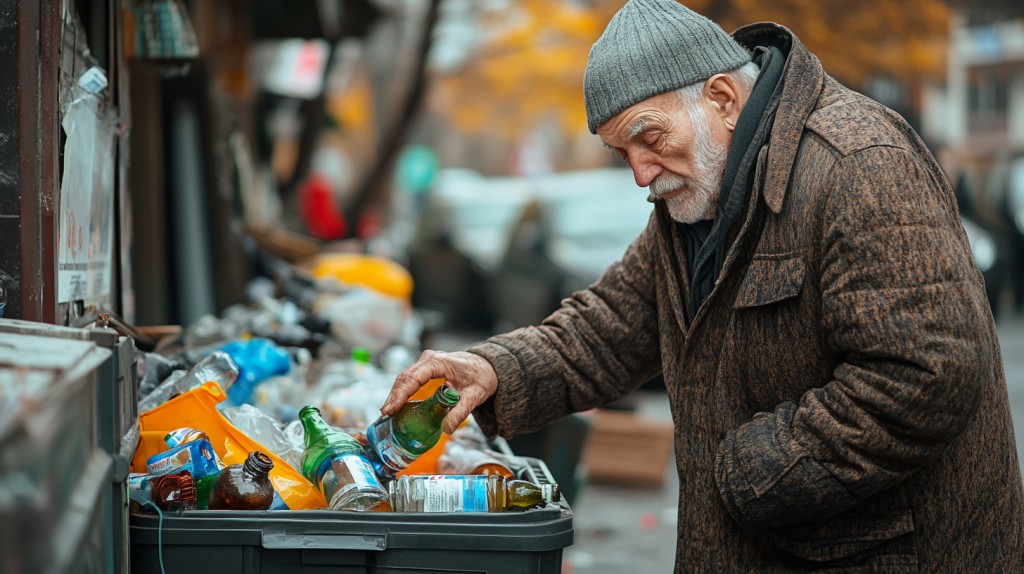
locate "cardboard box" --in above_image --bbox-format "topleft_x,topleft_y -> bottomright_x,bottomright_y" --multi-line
581,409 -> 675,488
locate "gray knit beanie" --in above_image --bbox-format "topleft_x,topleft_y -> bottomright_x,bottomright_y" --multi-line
584,0 -> 751,133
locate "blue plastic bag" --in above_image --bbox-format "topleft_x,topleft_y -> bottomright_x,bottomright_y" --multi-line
220,338 -> 291,406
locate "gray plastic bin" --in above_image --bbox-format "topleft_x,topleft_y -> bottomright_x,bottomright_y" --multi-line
0,320 -> 574,574
0,319 -> 138,574
0,330 -> 112,573
129,458 -> 573,574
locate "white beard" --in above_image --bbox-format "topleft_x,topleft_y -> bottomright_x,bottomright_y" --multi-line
649,110 -> 728,224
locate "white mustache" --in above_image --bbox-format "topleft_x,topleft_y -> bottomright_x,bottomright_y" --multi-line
650,173 -> 688,198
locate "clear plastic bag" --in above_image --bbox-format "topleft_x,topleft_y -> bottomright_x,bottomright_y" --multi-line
305,351 -> 392,429
314,290 -> 408,354
220,403 -> 304,472
138,351 -> 239,413
137,351 -> 186,398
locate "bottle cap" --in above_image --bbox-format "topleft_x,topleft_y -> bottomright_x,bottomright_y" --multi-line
175,471 -> 198,506
352,347 -> 371,364
540,483 -> 560,505
436,385 -> 460,407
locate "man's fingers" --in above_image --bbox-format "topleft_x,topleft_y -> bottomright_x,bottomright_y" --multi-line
381,350 -> 444,415
441,386 -> 487,434
442,403 -> 473,435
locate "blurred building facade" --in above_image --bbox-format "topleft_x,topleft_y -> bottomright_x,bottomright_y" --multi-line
926,14 -> 1024,160
923,12 -> 1024,316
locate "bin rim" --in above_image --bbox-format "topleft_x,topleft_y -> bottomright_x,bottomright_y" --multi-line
129,505 -> 574,552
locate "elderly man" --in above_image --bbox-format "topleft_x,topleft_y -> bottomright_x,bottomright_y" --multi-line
383,0 -> 1024,570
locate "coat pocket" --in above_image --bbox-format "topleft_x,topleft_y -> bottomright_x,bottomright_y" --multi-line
771,509 -> 918,569
734,253 -> 806,309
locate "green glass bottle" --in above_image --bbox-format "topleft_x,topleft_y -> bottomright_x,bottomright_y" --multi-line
367,385 -> 460,472
298,405 -> 392,511
388,475 -> 560,512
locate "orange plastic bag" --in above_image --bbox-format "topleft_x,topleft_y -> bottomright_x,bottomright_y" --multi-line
137,382 -> 328,510
131,431 -> 176,471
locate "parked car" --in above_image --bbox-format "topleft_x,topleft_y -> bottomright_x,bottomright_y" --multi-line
489,169 -> 652,330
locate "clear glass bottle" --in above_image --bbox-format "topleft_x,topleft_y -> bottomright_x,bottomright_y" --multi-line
298,405 -> 392,511
438,440 -> 514,479
389,475 -> 559,513
446,416 -> 530,476
367,385 -> 460,472
208,451 -> 276,510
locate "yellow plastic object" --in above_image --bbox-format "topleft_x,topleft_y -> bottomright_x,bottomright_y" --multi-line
131,431 -> 176,472
311,254 -> 414,301
137,382 -> 328,510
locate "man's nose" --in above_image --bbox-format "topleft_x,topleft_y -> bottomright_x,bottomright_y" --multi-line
632,161 -> 662,188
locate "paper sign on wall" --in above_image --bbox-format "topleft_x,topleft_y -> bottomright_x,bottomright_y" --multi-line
58,92 -> 116,304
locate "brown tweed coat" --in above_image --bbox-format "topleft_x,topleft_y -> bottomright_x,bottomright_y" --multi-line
470,23 -> 1024,573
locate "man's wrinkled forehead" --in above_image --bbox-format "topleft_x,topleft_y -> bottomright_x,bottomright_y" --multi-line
626,118 -> 647,140
602,118 -> 648,150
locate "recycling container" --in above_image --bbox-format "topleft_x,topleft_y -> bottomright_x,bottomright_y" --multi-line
0,319 -> 574,574
129,457 -> 573,574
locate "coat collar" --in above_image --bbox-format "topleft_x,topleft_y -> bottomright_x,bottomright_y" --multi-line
732,23 -> 825,214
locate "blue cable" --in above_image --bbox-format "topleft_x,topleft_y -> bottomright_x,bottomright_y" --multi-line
141,501 -> 167,574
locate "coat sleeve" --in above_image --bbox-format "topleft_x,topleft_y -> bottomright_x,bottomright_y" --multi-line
715,145 -> 989,530
466,214 -> 664,438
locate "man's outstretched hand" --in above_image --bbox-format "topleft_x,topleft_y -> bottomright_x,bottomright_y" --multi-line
381,350 -> 499,434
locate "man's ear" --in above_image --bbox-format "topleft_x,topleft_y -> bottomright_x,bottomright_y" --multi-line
704,74 -> 741,132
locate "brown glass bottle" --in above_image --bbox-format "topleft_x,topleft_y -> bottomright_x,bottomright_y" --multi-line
208,451 -> 275,510
155,472 -> 198,510
128,471 -> 198,512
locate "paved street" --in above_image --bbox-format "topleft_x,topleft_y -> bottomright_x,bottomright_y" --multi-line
563,314 -> 1024,574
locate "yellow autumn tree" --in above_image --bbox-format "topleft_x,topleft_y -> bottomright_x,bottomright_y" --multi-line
691,0 -> 949,87
432,0 -> 949,140
431,0 -> 619,139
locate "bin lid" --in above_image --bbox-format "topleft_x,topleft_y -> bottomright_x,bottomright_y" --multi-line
0,332 -> 110,439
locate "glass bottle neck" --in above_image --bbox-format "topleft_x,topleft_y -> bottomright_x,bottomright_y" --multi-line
300,407 -> 332,445
431,385 -> 460,408
243,452 -> 273,479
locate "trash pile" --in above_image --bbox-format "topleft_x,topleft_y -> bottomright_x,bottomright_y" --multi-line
129,254 -> 559,513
